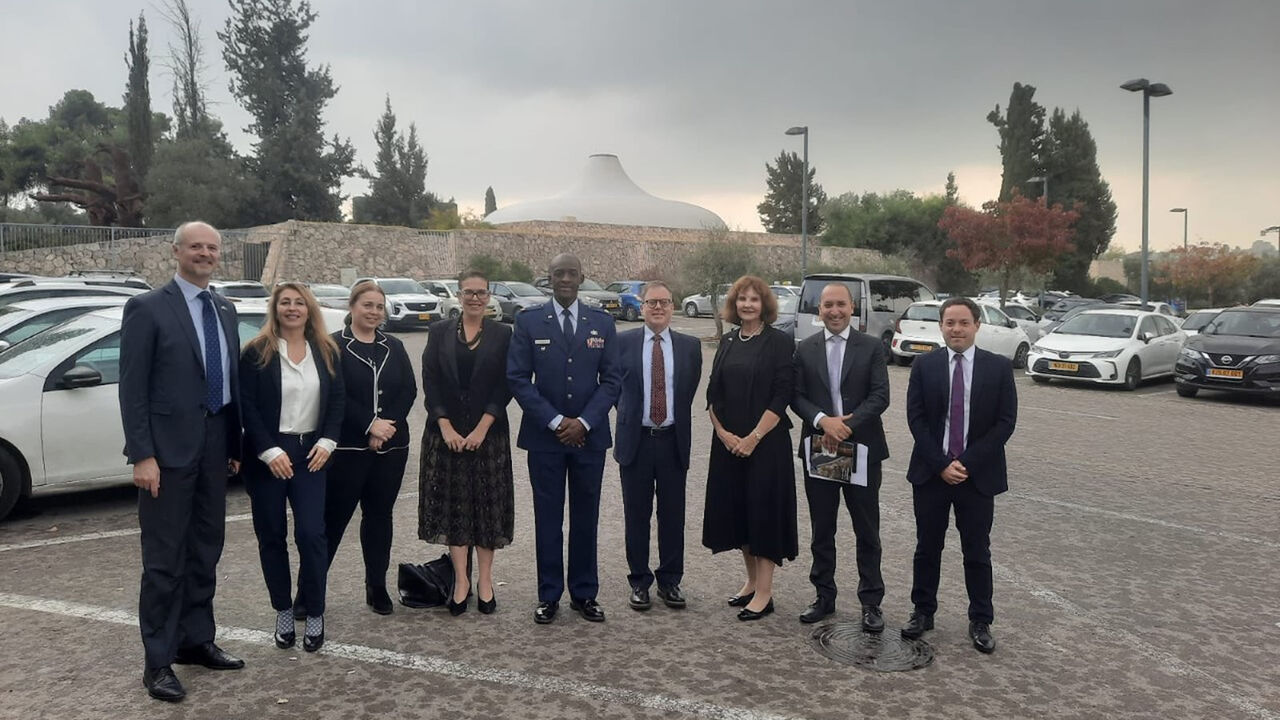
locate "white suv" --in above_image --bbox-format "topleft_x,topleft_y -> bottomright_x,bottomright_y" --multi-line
354,277 -> 442,329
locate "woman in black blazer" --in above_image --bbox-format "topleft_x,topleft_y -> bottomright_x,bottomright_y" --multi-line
241,282 -> 344,652
418,270 -> 514,616
325,281 -> 418,616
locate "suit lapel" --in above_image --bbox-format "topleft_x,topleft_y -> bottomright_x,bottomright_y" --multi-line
546,306 -> 571,353
812,336 -> 832,396
571,305 -> 593,356
443,319 -> 461,389
163,281 -> 203,366
839,332 -> 858,385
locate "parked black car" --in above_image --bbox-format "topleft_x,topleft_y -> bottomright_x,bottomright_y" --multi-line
1041,297 -> 1101,322
1174,307 -> 1280,399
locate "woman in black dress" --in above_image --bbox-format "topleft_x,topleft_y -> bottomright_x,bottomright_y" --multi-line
419,270 -> 514,616
324,280 -> 418,615
702,275 -> 797,621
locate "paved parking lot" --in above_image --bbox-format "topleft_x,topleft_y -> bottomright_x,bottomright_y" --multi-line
1,315 -> 1277,719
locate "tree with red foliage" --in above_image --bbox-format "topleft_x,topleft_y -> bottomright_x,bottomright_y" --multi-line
1157,243 -> 1259,306
938,191 -> 1079,305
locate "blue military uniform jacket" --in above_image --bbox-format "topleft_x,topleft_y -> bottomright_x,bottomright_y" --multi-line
507,301 -> 622,453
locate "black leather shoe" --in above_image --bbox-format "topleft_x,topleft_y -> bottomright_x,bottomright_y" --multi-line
970,621 -> 996,654
569,597 -> 606,622
657,585 -> 686,609
799,599 -> 834,624
275,629 -> 296,650
367,586 -> 394,616
900,610 -> 934,639
727,591 -> 755,607
143,666 -> 185,703
861,605 -> 885,633
303,618 -> 324,653
737,599 -> 775,621
629,587 -> 651,611
533,601 -> 558,624
477,589 -> 497,615
173,642 -> 244,670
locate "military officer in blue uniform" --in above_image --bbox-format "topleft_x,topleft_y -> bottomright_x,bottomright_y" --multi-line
508,254 -> 622,624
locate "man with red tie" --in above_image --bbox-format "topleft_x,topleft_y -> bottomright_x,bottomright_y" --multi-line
902,297 -> 1017,654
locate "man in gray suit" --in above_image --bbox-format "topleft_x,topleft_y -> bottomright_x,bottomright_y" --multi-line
120,221 -> 245,702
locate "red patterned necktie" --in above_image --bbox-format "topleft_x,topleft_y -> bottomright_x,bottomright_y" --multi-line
650,334 -> 667,426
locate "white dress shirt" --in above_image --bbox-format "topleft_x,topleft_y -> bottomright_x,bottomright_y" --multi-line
641,326 -> 675,428
173,274 -> 232,407
258,339 -> 337,463
941,344 -> 975,454
812,325 -> 852,428
548,299 -> 591,432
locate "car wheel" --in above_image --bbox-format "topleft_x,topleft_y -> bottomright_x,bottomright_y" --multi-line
684,302 -> 699,318
1013,343 -> 1029,369
624,306 -> 639,322
895,354 -> 912,367
1175,383 -> 1199,398
1123,359 -> 1142,391
0,447 -> 24,522
448,307 -> 461,319
1032,375 -> 1051,385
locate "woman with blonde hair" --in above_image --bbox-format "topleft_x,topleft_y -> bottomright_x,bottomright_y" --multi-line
702,275 -> 798,621
241,282 -> 345,652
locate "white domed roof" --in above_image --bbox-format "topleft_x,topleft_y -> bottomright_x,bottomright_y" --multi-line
485,154 -> 726,230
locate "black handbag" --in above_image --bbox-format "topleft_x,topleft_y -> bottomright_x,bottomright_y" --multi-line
396,554 -> 454,608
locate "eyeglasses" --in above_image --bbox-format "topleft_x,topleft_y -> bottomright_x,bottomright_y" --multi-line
642,299 -> 674,308
460,289 -> 490,299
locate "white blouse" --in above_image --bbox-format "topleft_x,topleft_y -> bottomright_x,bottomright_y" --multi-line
258,339 -> 337,463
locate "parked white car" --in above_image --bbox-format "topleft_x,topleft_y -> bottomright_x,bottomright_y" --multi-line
0,281 -> 144,308
0,302 -> 347,521
890,301 -> 1032,368
978,299 -> 1044,342
1253,298 -> 1280,308
0,296 -> 131,353
353,277 -> 442,329
420,279 -> 502,320
1025,308 -> 1186,390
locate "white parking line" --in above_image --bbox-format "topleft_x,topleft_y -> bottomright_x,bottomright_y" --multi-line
1020,405 -> 1117,420
0,592 -> 808,720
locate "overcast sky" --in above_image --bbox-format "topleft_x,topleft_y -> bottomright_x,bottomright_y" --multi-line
4,0 -> 1279,252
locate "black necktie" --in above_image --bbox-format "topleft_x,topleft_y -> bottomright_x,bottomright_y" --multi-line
197,291 -> 223,413
562,308 -> 573,340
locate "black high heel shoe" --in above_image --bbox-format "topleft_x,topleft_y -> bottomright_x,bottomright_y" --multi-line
447,583 -> 469,616
737,599 -> 775,621
366,585 -> 394,615
727,591 -> 755,607
303,616 -> 324,652
477,588 -> 497,615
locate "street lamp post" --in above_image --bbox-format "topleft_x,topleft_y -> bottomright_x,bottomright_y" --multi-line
1121,78 -> 1173,306
1263,226 -> 1280,254
786,125 -> 809,279
1026,176 -> 1049,205
1170,207 -> 1188,250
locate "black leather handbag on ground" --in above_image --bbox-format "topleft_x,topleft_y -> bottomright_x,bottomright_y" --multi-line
397,554 -> 454,608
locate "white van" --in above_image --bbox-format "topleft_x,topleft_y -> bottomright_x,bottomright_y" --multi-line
795,274 -> 936,357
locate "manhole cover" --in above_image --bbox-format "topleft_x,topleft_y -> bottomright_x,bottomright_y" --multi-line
810,621 -> 934,672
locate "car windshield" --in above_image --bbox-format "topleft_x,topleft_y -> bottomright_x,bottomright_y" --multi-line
0,313 -> 113,378
778,295 -> 799,314
580,280 -> 604,291
606,283 -> 628,293
310,285 -> 349,297
378,279 -> 422,294
1055,314 -> 1135,338
508,282 -> 541,296
1206,311 -> 1280,338
1182,310 -> 1219,332
904,305 -> 940,322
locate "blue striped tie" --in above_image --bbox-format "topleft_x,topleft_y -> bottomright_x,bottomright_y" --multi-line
198,291 -> 224,413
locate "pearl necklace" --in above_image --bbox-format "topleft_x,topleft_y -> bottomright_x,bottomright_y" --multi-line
737,325 -> 763,342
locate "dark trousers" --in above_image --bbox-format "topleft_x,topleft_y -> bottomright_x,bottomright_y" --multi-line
137,414 -> 228,670
619,429 -> 686,591
324,448 -> 408,590
527,449 -> 605,603
804,461 -> 884,607
245,433 -> 329,616
909,476 -> 995,624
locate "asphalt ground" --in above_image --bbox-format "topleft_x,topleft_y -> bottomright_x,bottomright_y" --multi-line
2,314 -> 1278,720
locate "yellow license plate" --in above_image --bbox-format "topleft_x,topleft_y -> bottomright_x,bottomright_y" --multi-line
418,313 -> 432,321
909,344 -> 932,352
1049,361 -> 1079,372
1207,368 -> 1244,379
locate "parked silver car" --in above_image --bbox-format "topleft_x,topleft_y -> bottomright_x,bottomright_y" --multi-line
795,274 -> 936,356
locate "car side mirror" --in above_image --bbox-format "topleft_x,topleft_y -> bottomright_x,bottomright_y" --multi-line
1007,319 -> 1017,328
1140,331 -> 1156,343
0,340 -> 10,353
61,364 -> 103,389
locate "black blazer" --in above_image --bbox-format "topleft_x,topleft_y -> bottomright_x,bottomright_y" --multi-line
612,327 -> 703,469
791,328 -> 890,463
119,279 -> 242,467
239,339 -> 345,460
332,327 -> 418,451
706,325 -> 794,435
905,347 -> 1017,497
422,317 -> 512,437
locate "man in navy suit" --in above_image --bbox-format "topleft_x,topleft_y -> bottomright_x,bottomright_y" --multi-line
508,254 -> 622,624
612,281 -> 702,612
119,221 -> 245,702
901,297 -> 1017,654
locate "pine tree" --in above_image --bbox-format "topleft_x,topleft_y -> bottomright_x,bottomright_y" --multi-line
987,83 -> 1045,202
944,171 -> 959,204
757,150 -> 826,234
1040,108 -> 1118,291
160,0 -> 210,140
357,97 -> 432,227
484,186 -> 497,216
123,13 -> 153,184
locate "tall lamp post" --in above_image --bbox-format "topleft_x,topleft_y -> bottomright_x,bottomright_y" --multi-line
1026,176 -> 1049,205
1121,78 -> 1173,306
1169,208 -> 1188,250
1264,226 -> 1280,254
786,125 -> 809,278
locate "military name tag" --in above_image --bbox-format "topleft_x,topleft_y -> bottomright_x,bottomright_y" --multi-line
587,337 -> 605,349
534,339 -> 551,345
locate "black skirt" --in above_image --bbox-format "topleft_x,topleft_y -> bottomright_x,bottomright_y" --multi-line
417,428 -> 515,549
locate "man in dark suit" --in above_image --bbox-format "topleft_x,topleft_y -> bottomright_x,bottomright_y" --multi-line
119,221 -> 245,702
612,281 -> 702,612
791,282 -> 890,630
508,254 -> 622,624
901,296 -> 1017,654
